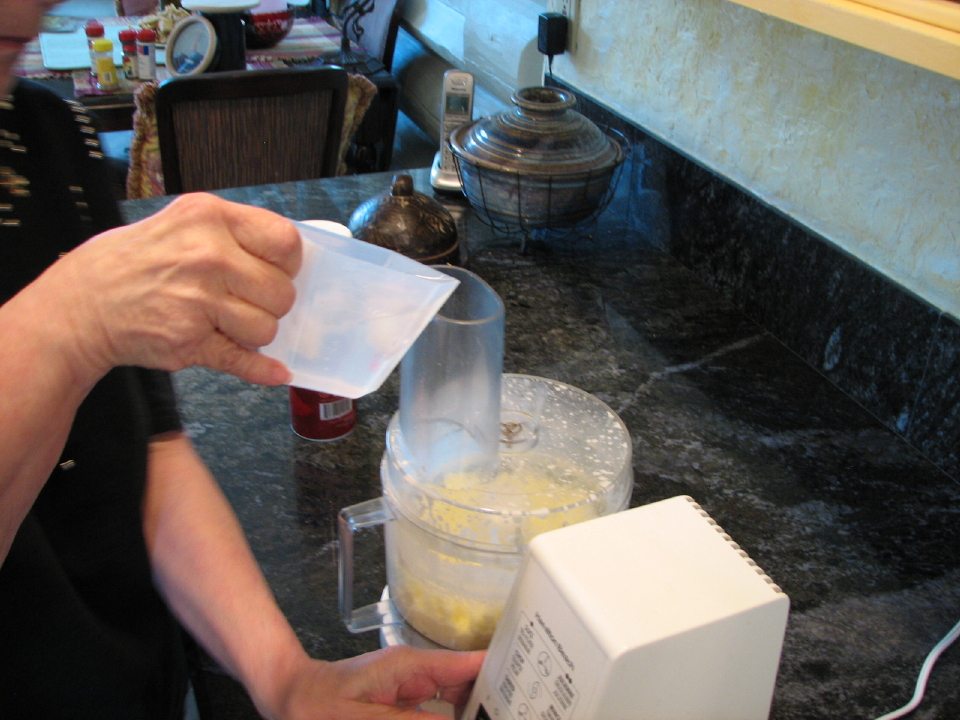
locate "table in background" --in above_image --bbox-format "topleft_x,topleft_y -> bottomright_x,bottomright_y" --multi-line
15,16 -> 399,172
121,169 -> 960,720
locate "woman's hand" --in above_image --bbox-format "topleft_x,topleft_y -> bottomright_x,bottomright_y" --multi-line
263,646 -> 485,720
29,193 -> 301,386
142,437 -> 482,720
0,194 -> 300,561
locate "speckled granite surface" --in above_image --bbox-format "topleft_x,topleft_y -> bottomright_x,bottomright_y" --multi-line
550,77 -> 960,486
122,168 -> 960,719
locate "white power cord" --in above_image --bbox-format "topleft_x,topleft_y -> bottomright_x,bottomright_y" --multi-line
874,616 -> 960,720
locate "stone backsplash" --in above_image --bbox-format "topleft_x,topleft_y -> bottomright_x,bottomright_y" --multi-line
547,77 -> 959,485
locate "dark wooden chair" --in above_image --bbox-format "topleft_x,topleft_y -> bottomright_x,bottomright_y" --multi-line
154,66 -> 349,195
344,0 -> 406,72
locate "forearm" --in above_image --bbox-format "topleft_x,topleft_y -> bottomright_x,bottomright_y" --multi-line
0,277 -> 106,564
0,195 -> 300,562
1,193 -> 300,565
142,434 -> 309,717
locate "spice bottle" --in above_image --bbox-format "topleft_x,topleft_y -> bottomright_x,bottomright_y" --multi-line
91,38 -> 119,91
85,19 -> 105,71
136,27 -> 157,80
119,28 -> 138,80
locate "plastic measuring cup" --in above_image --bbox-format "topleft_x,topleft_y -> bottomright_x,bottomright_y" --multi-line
260,222 -> 460,398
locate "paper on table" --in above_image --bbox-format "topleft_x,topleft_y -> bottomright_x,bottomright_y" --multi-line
39,27 -> 167,71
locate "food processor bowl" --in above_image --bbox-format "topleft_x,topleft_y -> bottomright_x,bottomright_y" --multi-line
340,374 -> 633,651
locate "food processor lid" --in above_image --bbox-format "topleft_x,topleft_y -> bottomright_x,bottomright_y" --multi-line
383,374 -> 633,530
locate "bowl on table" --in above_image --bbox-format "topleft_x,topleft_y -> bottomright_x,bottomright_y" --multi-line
243,4 -> 295,49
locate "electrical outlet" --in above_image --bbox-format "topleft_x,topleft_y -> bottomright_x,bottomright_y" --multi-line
547,0 -> 579,53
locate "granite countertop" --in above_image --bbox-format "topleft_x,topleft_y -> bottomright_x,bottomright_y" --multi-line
123,169 -> 960,719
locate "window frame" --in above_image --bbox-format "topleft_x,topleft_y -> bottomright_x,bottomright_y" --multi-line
724,0 -> 960,80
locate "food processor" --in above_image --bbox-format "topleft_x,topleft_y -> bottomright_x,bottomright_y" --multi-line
338,267 -> 633,651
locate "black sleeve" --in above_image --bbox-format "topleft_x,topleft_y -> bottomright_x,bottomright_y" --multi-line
134,368 -> 183,437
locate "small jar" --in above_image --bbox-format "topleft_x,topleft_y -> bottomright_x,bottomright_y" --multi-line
91,38 -> 118,91
136,27 -> 157,80
85,19 -> 105,71
119,28 -> 138,80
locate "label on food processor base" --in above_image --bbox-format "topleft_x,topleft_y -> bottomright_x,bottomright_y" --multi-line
489,610 -> 580,720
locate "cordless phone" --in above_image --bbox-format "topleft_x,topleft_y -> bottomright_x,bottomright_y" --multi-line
430,70 -> 474,192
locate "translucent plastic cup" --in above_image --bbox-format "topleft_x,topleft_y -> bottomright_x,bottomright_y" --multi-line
261,222 -> 460,399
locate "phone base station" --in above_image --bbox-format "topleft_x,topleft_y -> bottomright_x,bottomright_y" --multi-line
430,151 -> 463,193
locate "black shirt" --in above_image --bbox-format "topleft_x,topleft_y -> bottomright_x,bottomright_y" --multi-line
0,80 -> 188,720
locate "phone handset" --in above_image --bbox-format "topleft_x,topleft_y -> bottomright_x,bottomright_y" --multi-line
431,70 -> 475,192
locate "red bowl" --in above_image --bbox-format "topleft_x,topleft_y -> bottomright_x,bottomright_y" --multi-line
243,6 -> 295,49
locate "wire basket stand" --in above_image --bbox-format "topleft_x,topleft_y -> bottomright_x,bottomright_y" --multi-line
453,127 -> 629,251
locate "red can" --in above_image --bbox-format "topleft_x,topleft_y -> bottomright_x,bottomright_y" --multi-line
289,386 -> 357,442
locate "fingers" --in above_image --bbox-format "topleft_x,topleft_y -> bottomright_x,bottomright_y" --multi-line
362,646 -> 486,708
110,195 -> 298,381
195,332 -> 291,386
217,197 -> 303,278
409,648 -> 486,690
162,193 -> 299,341
41,193 -> 301,385
223,259 -> 297,322
417,649 -> 485,707
264,649 -> 485,720
214,294 -> 282,350
153,193 -> 301,282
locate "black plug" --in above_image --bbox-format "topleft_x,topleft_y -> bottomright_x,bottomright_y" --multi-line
538,12 -> 568,76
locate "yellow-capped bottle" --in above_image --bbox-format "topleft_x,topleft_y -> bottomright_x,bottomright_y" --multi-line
91,38 -> 118,91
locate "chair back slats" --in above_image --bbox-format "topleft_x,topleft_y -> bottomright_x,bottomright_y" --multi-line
171,92 -> 336,193
156,67 -> 349,195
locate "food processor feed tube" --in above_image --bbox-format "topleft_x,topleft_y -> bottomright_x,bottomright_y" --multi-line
398,267 -> 505,485
339,267 -> 507,639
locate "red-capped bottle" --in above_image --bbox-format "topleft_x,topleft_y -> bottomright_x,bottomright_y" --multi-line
85,19 -> 105,72
91,38 -> 118,90
119,28 -> 138,80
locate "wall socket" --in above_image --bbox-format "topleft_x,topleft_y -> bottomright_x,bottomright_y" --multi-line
547,0 -> 579,53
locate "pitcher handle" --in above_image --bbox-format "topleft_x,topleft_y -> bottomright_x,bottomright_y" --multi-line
338,496 -> 401,633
